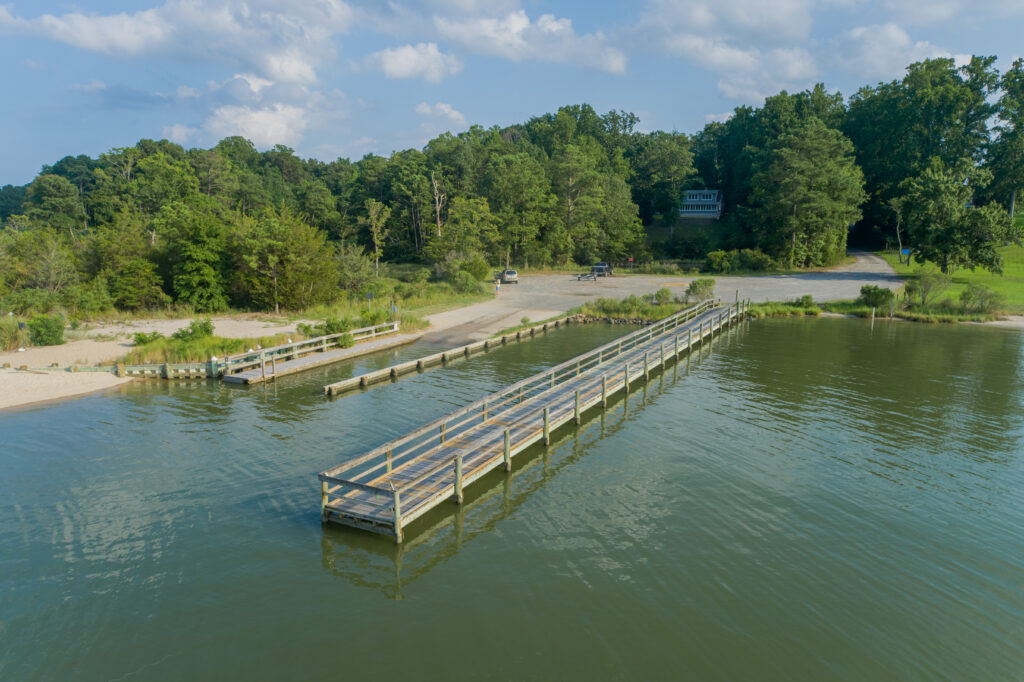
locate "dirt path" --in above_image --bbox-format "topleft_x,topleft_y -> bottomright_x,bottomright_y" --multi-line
424,251 -> 901,343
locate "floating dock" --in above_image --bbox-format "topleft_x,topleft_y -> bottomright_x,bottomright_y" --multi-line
318,299 -> 748,542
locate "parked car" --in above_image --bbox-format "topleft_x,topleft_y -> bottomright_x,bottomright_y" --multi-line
500,269 -> 519,284
591,264 -> 610,277
594,262 -> 614,275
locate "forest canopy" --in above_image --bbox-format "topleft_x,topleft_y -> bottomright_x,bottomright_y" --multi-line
2,56 -> 1022,315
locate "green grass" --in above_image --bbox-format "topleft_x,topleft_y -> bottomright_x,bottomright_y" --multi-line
822,300 -> 1000,323
877,242 -> 1024,313
117,333 -> 296,365
747,301 -> 821,318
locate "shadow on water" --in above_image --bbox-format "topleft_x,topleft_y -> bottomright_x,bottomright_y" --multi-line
318,317 -> 749,598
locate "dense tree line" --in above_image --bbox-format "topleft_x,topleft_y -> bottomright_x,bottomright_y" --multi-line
692,57 -> 1023,271
2,57 -> 1023,315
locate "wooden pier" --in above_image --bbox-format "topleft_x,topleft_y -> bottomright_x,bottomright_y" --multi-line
318,299 -> 748,542
323,315 -> 576,396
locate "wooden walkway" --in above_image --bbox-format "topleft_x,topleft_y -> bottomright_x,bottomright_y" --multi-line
323,315 -> 577,396
222,325 -> 421,384
319,298 -> 748,542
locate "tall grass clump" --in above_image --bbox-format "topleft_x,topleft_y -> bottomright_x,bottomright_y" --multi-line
121,333 -> 295,365
1,317 -> 27,351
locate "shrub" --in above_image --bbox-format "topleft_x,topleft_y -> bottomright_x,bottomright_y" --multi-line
133,331 -> 164,346
959,284 -> 1004,313
336,333 -> 355,349
703,250 -> 739,273
360,308 -> 390,326
858,285 -> 894,308
452,270 -> 481,294
654,287 -> 673,305
2,288 -> 59,315
520,316 -> 530,325
28,314 -> 65,346
322,316 -> 354,334
0,317 -> 25,351
738,249 -> 774,271
905,270 -> 951,306
795,294 -> 814,307
686,278 -> 716,301
171,317 -> 214,342
60,277 -> 115,315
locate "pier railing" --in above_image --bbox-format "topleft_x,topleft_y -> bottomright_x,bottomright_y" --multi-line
221,321 -> 398,376
319,299 -> 724,503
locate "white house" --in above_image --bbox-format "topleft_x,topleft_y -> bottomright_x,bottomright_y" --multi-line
679,189 -> 722,219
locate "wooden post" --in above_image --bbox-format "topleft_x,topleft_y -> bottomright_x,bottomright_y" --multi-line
644,352 -> 649,381
660,342 -> 665,368
519,385 -> 524,403
550,372 -> 555,389
271,355 -> 277,380
543,407 -> 550,444
576,359 -> 581,376
574,390 -> 581,424
440,422 -> 447,443
688,327 -> 692,351
483,401 -> 488,421
624,363 -> 630,393
260,355 -> 266,381
674,335 -> 679,358
598,349 -> 603,365
320,480 -> 328,521
602,374 -> 607,407
386,449 -> 393,473
503,429 -> 512,471
392,485 -> 403,544
454,455 -> 463,504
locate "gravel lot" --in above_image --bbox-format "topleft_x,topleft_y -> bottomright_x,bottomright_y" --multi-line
425,251 -> 901,343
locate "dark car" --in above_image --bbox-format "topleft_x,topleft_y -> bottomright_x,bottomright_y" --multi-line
594,262 -> 614,275
591,264 -> 610,277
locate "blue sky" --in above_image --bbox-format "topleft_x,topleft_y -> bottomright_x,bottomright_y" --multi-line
1,0 -> 1022,185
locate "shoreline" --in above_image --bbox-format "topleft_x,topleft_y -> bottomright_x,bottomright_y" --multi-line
5,252 -> 1019,412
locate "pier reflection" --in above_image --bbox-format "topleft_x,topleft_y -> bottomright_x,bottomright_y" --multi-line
318,320 -> 742,598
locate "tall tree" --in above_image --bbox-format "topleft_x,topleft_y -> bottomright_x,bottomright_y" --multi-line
361,199 -> 391,277
904,158 -> 1019,273
751,118 -> 866,267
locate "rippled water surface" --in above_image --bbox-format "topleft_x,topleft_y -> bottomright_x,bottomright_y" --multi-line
1,319 -> 1022,680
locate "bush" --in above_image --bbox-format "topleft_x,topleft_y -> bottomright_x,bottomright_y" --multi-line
171,318 -> 214,342
0,317 -> 26,351
959,284 -> 1004,313
905,270 -> 951,306
738,249 -> 774,271
60,277 -> 115,315
452,270 -> 482,294
654,287 -> 673,305
858,285 -> 894,308
28,314 -> 65,346
686,278 -> 716,301
322,316 -> 355,334
336,333 -> 355,349
795,294 -> 814,307
703,250 -> 739,273
360,308 -> 390,326
520,316 -> 530,325
2,288 -> 59,315
133,331 -> 164,346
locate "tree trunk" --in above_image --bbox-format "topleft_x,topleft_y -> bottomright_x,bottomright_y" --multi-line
273,271 -> 280,315
895,217 -> 903,264
1011,188 -> 1017,222
431,172 -> 445,238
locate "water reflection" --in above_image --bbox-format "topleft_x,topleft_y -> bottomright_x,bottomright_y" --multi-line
318,320 -> 735,598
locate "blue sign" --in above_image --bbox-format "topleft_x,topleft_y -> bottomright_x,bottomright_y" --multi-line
366,292 -> 374,300
391,305 -> 397,312
901,249 -> 910,255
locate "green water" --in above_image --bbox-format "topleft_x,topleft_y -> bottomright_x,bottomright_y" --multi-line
1,319 -> 1022,680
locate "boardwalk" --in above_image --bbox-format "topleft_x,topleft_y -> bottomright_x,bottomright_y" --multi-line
223,331 -> 424,384
319,299 -> 748,542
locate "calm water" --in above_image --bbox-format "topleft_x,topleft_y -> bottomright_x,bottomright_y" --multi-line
1,319 -> 1022,680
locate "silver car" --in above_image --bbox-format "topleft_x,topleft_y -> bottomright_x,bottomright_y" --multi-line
500,269 -> 519,284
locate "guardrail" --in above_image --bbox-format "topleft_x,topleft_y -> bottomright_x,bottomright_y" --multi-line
319,299 -> 721,494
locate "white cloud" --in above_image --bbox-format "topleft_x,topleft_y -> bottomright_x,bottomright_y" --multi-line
204,104 -> 308,148
176,85 -> 200,98
705,111 -> 734,123
161,123 -> 198,144
415,101 -> 467,127
72,80 -> 107,92
833,23 -> 950,81
0,1 -> 354,85
435,9 -> 627,75
364,43 -> 462,83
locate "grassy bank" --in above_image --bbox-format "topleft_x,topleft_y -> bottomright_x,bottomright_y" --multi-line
748,299 -> 821,318
877,242 -> 1024,313
822,300 -> 1000,323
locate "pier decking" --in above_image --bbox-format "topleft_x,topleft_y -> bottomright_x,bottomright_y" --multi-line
319,299 -> 748,542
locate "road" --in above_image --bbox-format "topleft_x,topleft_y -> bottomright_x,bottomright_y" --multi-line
424,251 -> 900,343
